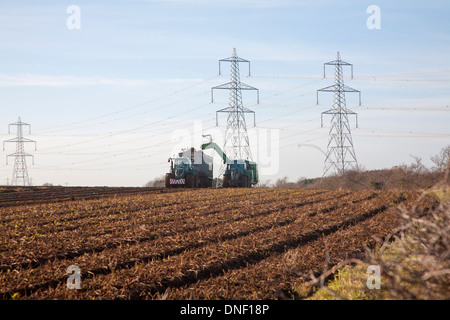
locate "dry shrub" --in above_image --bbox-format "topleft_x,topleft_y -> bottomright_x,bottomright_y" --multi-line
297,167 -> 445,191
307,168 -> 450,299
368,180 -> 449,299
292,146 -> 450,191
143,176 -> 165,187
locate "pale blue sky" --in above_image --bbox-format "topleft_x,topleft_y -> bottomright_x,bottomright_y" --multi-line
0,0 -> 449,186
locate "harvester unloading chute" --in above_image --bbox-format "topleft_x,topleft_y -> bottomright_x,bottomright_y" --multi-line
201,141 -> 231,165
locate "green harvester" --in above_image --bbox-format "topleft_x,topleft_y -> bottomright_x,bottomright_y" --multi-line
201,139 -> 258,188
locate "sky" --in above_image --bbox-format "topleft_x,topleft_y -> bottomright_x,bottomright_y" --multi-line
0,0 -> 449,186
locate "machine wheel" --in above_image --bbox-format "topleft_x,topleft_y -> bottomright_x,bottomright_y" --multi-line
199,176 -> 208,188
240,175 -> 249,188
193,173 -> 199,188
165,174 -> 173,188
186,173 -> 194,188
222,175 -> 230,188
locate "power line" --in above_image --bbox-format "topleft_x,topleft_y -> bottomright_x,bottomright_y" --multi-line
250,69 -> 450,81
35,76 -> 219,134
356,105 -> 450,111
36,101 -> 213,152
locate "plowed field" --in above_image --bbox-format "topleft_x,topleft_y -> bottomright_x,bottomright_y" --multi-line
0,187 -> 435,300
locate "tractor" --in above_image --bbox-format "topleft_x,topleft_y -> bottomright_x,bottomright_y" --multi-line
165,147 -> 213,188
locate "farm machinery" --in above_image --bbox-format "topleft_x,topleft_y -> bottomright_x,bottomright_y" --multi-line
201,138 -> 258,188
165,147 -> 213,188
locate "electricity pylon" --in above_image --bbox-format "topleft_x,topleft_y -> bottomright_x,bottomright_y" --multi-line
317,51 -> 361,176
3,117 -> 36,186
211,48 -> 259,173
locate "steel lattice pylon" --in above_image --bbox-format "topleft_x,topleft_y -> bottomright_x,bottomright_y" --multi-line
3,117 -> 36,186
317,52 -> 361,176
211,48 -> 259,175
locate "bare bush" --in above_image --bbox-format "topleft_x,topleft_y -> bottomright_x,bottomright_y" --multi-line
431,145 -> 450,173
273,176 -> 297,188
302,165 -> 443,191
275,145 -> 450,191
144,176 -> 165,188
367,185 -> 449,299
307,170 -> 450,299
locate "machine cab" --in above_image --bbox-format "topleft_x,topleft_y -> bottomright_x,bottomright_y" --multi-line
170,157 -> 192,178
227,160 -> 247,181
